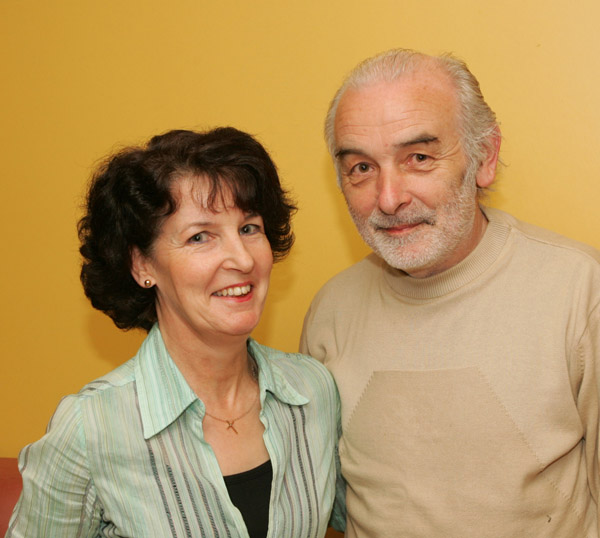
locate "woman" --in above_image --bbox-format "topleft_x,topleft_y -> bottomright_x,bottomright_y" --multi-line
7,128 -> 342,537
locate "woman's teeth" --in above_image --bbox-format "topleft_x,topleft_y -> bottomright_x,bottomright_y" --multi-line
214,285 -> 252,297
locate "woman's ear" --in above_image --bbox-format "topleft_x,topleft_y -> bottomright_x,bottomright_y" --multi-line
130,247 -> 154,288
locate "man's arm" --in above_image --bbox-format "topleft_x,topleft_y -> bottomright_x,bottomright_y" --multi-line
575,299 -> 600,534
301,300 -> 347,532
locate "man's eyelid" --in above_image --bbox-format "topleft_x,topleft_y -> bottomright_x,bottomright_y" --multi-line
338,149 -> 372,166
402,151 -> 433,165
348,159 -> 375,174
350,161 -> 374,174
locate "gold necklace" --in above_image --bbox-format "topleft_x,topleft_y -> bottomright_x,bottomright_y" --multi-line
203,355 -> 259,434
204,392 -> 258,434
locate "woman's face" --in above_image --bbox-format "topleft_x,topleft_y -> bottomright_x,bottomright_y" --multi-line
134,176 -> 273,345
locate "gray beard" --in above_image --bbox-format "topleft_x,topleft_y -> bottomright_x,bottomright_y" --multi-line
347,170 -> 478,275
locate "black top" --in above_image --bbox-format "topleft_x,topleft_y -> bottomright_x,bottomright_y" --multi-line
224,459 -> 272,537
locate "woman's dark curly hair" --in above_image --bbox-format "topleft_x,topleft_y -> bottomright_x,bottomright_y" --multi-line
78,127 -> 297,332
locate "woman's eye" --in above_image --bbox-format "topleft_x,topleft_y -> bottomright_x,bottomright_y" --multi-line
240,223 -> 261,235
189,232 -> 209,243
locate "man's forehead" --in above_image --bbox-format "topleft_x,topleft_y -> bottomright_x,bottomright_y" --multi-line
333,72 -> 460,153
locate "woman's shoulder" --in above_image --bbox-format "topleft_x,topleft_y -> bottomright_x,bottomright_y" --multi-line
83,355 -> 138,391
251,340 -> 332,376
43,356 -> 140,435
13,357 -> 144,535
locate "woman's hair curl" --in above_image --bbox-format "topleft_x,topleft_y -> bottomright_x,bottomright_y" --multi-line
78,127 -> 296,331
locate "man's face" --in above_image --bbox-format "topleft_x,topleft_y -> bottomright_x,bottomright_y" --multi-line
334,68 -> 487,278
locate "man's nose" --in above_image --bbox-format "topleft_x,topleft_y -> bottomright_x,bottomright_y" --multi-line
376,169 -> 412,215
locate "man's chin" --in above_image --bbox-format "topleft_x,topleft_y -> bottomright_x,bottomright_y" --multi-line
371,245 -> 421,271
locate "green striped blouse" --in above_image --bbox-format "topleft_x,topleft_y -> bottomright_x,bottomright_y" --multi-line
7,325 -> 344,537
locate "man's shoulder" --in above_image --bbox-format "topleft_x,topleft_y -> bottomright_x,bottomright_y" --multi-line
488,207 -> 600,265
300,254 -> 383,351
312,252 -> 383,303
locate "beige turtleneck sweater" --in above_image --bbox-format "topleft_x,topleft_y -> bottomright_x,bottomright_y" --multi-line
301,207 -> 600,538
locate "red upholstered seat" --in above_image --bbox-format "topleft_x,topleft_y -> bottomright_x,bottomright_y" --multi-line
0,458 -> 22,535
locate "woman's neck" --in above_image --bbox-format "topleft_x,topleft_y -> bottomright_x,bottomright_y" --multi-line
158,320 -> 256,409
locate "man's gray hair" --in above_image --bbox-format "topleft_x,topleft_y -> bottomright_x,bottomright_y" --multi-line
325,49 -> 499,189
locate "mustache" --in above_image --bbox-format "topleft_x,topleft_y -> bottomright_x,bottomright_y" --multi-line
368,210 -> 436,229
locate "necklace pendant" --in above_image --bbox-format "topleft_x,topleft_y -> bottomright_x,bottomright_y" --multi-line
226,421 -> 238,434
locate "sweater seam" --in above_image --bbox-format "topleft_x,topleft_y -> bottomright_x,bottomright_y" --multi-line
510,226 -> 600,266
475,368 -> 586,522
575,300 -> 600,382
342,373 -> 375,433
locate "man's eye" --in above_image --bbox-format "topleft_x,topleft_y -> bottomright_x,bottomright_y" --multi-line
352,162 -> 372,173
414,153 -> 429,162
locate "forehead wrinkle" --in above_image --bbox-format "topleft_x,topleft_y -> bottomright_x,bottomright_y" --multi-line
336,124 -> 440,159
334,73 -> 462,150
336,100 -> 447,139
335,104 -> 461,162
396,135 -> 440,148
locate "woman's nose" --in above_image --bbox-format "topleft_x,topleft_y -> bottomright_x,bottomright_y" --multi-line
222,236 -> 255,272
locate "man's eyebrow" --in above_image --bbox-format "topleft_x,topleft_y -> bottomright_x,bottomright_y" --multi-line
334,148 -> 365,160
334,135 -> 440,159
397,135 -> 439,148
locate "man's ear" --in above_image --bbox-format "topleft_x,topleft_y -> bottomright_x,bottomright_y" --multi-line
130,246 -> 154,288
476,126 -> 502,189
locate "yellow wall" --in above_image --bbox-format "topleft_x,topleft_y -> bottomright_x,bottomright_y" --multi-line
2,0 -> 599,456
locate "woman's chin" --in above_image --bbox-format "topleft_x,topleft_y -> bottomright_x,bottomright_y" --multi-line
217,315 -> 263,339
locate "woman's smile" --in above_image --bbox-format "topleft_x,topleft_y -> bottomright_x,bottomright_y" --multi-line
213,283 -> 253,298
133,177 -> 273,343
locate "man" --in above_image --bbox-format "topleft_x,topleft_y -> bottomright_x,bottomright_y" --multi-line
301,49 -> 600,537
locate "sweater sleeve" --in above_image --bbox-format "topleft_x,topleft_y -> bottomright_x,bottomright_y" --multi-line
576,300 -> 600,532
6,395 -> 102,537
299,304 -> 317,358
299,294 -> 334,364
301,300 -> 347,532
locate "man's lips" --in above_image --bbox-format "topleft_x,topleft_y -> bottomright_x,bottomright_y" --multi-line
377,222 -> 423,234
